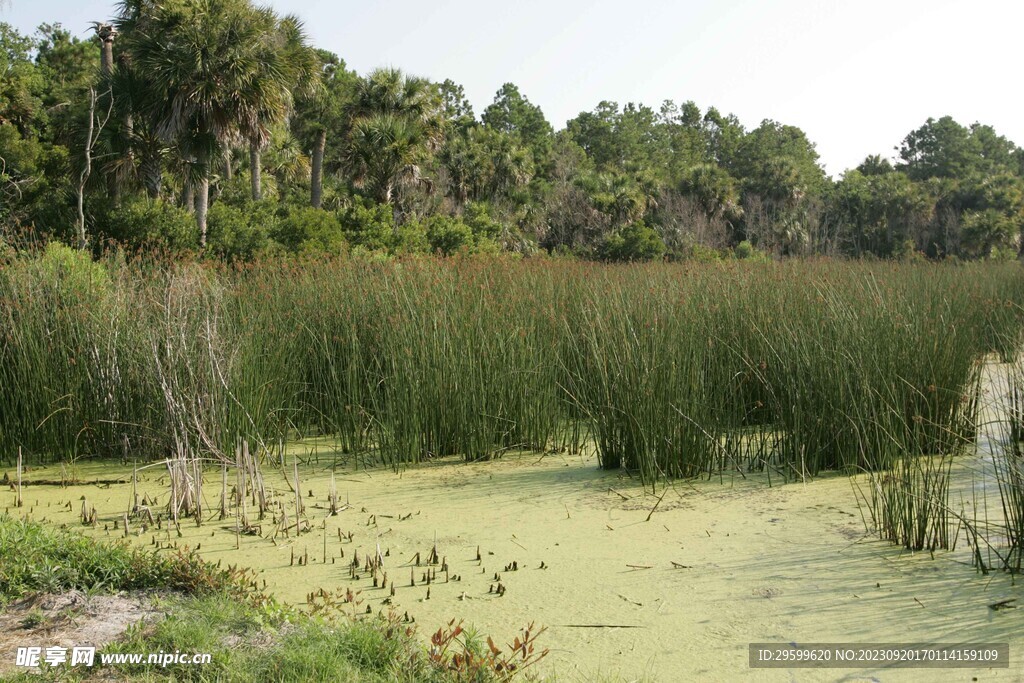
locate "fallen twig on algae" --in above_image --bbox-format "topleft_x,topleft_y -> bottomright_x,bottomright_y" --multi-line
608,487 -> 630,501
645,488 -> 669,522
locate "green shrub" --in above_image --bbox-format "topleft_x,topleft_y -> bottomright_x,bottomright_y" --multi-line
597,222 -> 666,262
36,241 -> 110,301
349,245 -> 393,262
206,202 -> 272,260
734,240 -> 769,261
274,206 -> 346,254
341,201 -> 394,250
472,236 -> 501,255
424,215 -> 475,256
101,199 -> 197,251
989,245 -> 1020,262
687,243 -> 726,262
550,244 -> 578,259
891,238 -> 927,263
214,173 -> 258,206
393,220 -> 429,254
463,202 -> 503,240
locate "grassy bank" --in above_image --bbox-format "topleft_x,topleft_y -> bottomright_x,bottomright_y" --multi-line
0,514 -> 545,682
2,248 -> 1022,484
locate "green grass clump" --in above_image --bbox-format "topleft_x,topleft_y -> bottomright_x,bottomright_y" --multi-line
0,514 -> 249,607
98,595 -> 458,683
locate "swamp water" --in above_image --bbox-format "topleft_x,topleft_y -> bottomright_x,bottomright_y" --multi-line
5,362 -> 1024,681
6,448 -> 1021,682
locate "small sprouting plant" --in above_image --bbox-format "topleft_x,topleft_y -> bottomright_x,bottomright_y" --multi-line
20,608 -> 47,630
427,618 -> 549,681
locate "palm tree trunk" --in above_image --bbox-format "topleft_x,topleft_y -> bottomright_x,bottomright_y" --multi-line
311,129 -> 326,209
250,140 -> 262,201
124,113 -> 135,176
98,32 -> 114,78
107,174 -> 121,204
196,173 -> 210,247
142,152 -> 162,200
101,44 -> 113,76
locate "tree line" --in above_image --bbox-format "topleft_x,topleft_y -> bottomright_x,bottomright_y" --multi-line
2,0 -> 1023,261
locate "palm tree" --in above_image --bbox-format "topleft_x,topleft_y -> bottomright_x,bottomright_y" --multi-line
679,163 -> 741,219
248,14 -> 319,201
117,0 -> 295,245
438,132 -> 477,207
294,50 -> 355,209
266,132 -> 311,188
101,58 -> 169,200
89,22 -> 116,76
352,68 -> 438,125
584,172 -> 647,225
485,129 -> 533,198
344,68 -> 441,206
346,113 -> 427,204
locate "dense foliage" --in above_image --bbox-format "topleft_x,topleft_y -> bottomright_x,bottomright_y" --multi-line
2,4 -> 1023,260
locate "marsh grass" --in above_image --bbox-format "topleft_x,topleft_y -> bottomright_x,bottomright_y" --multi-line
979,353 -> 1024,573
993,444 -> 1024,573
861,453 -> 955,551
1,251 -> 1022,493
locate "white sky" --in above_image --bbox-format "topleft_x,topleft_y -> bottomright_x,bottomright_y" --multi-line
4,0 -> 1022,175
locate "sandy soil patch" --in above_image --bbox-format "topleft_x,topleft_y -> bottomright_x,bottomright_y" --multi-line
0,591 -> 164,675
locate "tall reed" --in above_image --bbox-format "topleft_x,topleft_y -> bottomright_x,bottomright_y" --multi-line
982,352 -> 1024,573
1,247 -> 1021,489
